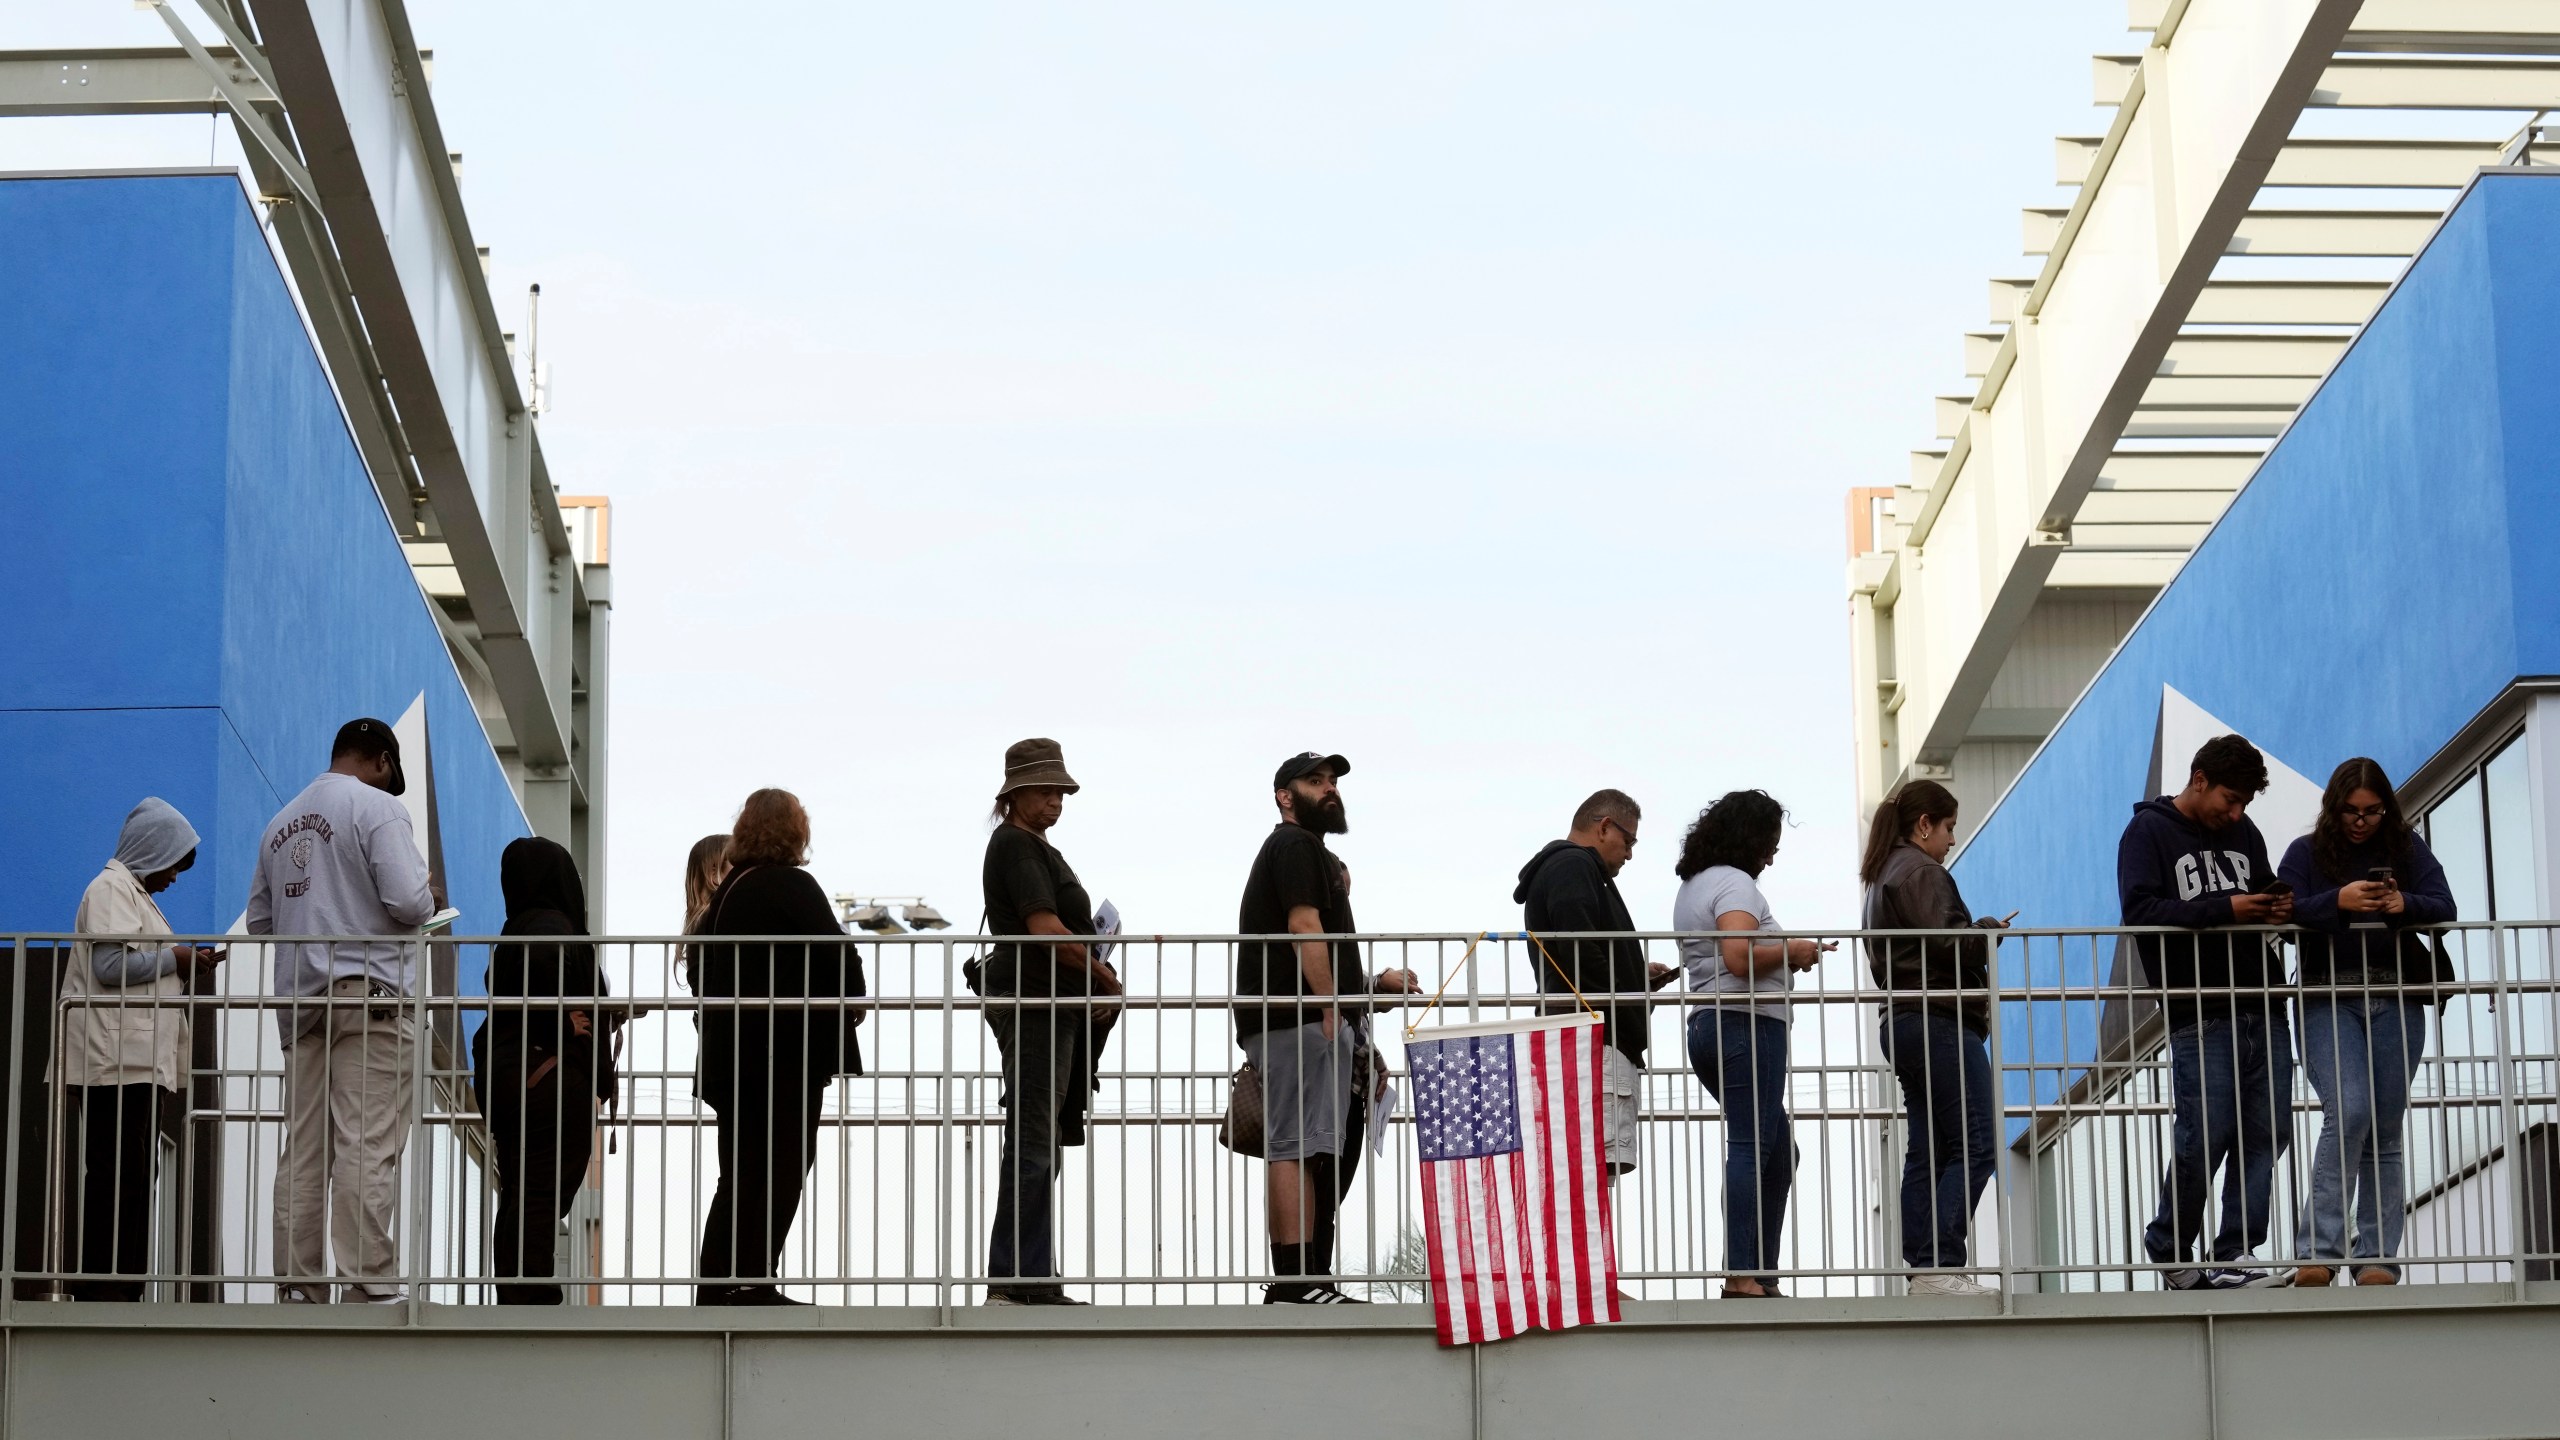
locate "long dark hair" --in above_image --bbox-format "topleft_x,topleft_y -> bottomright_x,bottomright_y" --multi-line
2310,756 -> 2412,883
1675,790 -> 1787,881
1859,780 -> 1957,885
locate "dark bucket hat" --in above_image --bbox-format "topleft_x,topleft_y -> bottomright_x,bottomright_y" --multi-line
999,737 -> 1080,796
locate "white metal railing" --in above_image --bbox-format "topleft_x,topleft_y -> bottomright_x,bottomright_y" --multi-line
7,923 -> 2554,1309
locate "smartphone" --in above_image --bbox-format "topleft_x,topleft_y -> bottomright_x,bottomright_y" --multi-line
2000,909 -> 2021,925
2367,866 -> 2397,888
2263,882 -> 2294,899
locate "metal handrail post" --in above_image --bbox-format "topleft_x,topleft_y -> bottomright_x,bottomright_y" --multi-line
2488,922 -> 2529,1300
407,941 -> 432,1323
2,937 -> 25,1316
1984,932 -> 2015,1313
936,937 -> 955,1322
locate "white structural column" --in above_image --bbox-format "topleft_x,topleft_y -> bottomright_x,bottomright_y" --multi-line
1876,0 -> 2361,786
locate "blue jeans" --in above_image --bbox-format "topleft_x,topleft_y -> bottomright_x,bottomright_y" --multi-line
1688,1008 -> 1792,1282
2143,1008 -> 2293,1266
986,1008 -> 1090,1284
2295,994 -> 2428,1269
1880,1011 -> 1997,1270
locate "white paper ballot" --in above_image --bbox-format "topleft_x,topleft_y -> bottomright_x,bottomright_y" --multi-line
421,907 -> 462,934
1093,898 -> 1123,966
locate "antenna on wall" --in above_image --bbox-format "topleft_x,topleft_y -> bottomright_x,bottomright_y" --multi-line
526,282 -> 548,415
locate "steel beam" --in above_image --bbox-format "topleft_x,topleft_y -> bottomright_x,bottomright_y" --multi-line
0,48 -> 268,117
243,0 -> 577,776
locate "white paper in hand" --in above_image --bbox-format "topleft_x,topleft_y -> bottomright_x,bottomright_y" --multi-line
1092,899 -> 1122,967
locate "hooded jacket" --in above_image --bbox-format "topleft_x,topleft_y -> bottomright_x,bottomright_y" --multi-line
1860,841 -> 1992,1033
2279,829 -> 2457,991
61,798 -> 202,1091
472,837 -> 615,1103
1514,840 -> 1650,1063
2117,796 -> 2283,1023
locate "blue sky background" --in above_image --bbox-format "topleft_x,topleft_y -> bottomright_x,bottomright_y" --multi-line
8,2 -> 2129,936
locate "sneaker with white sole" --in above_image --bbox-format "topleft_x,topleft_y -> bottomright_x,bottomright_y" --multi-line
2163,1268 -> 2210,1291
2206,1261 -> 2284,1290
1907,1273 -> 1995,1297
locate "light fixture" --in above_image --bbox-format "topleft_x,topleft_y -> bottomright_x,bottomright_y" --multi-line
846,904 -> 904,934
902,903 -> 951,931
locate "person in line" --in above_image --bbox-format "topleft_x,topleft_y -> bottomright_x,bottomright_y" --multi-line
1859,780 -> 2006,1298
59,798 -> 222,1300
473,836 -> 614,1304
693,788 -> 864,1306
249,718 -> 438,1304
978,738 -> 1120,1307
1673,790 -> 1827,1300
678,833 -> 731,992
2120,734 -> 2295,1291
1514,790 -> 1680,1189
2279,758 -> 2455,1288
1236,752 -> 1417,1304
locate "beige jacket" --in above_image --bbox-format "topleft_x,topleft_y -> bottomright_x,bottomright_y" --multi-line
60,860 -> 190,1091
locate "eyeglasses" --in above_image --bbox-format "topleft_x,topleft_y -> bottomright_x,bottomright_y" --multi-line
2338,804 -> 2387,822
1604,817 -> 1640,846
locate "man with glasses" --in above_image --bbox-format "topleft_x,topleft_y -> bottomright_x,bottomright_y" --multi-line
1515,790 -> 1680,1185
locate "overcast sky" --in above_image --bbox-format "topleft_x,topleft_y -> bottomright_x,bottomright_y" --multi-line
13,1 -> 2130,938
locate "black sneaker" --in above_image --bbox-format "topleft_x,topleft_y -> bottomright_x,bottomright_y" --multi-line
2207,1266 -> 2283,1290
698,1284 -> 810,1307
2162,1268 -> 2210,1291
1268,1283 -> 1369,1305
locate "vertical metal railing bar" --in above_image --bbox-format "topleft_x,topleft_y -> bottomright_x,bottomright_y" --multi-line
2489,921 -> 2528,1300
1987,930 -> 2015,1312
2,937 -> 23,1317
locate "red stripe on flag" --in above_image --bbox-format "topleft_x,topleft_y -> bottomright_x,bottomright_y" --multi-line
1558,1022 -> 1593,1325
1421,1158 -> 1455,1343
1525,1028 -> 1564,1330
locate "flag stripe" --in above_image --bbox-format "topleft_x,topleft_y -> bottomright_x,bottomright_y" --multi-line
1414,1018 -> 1619,1347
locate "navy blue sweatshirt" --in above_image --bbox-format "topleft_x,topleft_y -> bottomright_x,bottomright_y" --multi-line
2278,830 -> 2456,989
2116,796 -> 2283,1023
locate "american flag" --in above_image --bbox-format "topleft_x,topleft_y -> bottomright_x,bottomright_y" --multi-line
1409,1014 -> 1619,1345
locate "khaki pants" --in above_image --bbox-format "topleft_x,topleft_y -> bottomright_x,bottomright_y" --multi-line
275,977 -> 415,1301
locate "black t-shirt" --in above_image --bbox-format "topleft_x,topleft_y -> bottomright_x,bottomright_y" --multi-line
1235,822 -> 1365,1040
981,823 -> 1096,996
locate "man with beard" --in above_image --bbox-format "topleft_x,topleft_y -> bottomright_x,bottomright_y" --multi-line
1237,752 -> 1417,1303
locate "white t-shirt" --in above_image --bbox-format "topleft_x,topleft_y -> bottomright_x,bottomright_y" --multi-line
1673,865 -> 1790,1013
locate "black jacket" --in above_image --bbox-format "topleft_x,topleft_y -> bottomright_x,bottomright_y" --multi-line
1861,841 -> 1993,1034
696,863 -> 866,1105
473,836 -> 615,1103
1514,840 -> 1650,1064
2117,796 -> 2283,1024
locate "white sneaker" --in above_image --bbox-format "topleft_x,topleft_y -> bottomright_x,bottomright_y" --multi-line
1907,1272 -> 1995,1297
353,1287 -> 408,1305
277,1285 -> 325,1304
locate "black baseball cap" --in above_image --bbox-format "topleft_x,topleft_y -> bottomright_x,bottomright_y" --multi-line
333,717 -> 407,797
1272,751 -> 1350,789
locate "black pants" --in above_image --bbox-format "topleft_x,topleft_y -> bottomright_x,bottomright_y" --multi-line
698,1074 -> 828,1287
483,1057 -> 598,1304
66,1083 -> 162,1302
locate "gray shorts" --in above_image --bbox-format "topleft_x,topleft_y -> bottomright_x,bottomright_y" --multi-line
1242,1021 -> 1355,1162
1602,1045 -> 1640,1173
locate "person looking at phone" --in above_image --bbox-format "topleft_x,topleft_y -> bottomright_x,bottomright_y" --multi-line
1858,780 -> 2006,1297
1673,789 -> 1828,1299
2277,758 -> 2456,1288
2119,734 -> 2294,1291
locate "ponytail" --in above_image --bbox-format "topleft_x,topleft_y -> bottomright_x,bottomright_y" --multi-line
1859,780 -> 1959,886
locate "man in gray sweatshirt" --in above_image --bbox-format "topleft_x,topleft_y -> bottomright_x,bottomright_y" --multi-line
246,718 -> 439,1303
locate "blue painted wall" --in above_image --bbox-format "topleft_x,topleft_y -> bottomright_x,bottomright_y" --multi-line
0,174 -> 525,971
1951,171 -> 2560,1108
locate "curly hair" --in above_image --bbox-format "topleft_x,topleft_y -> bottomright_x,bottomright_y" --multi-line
2190,734 -> 2269,797
728,788 -> 811,868
1675,790 -> 1788,881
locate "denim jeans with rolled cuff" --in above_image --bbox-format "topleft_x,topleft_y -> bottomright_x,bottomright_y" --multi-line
2295,993 -> 2427,1272
1688,1008 -> 1792,1286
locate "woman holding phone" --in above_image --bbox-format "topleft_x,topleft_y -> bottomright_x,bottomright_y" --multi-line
2277,757 -> 2456,1287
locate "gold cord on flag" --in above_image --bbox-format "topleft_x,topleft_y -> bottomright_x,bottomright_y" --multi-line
1404,930 -> 1601,1042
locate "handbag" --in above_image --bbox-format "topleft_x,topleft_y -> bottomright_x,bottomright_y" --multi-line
1218,1062 -> 1265,1157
